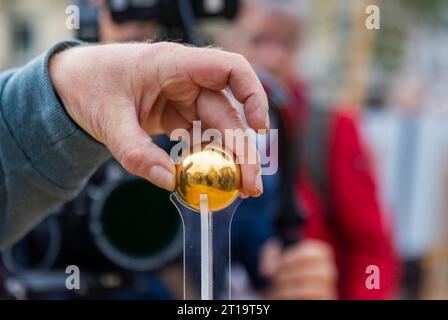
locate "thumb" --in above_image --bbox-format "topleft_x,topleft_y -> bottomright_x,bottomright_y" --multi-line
106,110 -> 176,190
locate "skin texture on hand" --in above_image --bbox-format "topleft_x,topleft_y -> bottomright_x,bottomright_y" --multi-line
49,42 -> 269,195
260,239 -> 338,300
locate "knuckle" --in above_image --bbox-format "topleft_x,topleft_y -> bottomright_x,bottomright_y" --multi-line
320,243 -> 335,259
120,146 -> 145,175
305,240 -> 333,258
158,41 -> 182,54
235,52 -> 248,64
229,52 -> 249,67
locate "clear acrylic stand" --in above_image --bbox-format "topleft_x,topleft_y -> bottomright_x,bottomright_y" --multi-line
170,192 -> 242,300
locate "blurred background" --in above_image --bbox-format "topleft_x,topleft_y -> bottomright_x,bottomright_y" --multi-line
1,0 -> 448,300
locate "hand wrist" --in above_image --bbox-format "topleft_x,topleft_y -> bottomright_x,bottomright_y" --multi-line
48,45 -> 112,144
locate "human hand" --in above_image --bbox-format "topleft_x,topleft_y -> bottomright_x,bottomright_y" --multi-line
49,42 -> 268,194
260,239 -> 338,300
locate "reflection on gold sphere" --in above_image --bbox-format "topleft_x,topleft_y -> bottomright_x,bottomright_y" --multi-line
175,144 -> 241,212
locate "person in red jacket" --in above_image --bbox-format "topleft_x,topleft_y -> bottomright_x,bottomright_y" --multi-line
296,107 -> 399,299
219,0 -> 400,299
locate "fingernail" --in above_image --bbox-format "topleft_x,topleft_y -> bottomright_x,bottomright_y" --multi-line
255,173 -> 263,196
265,116 -> 270,131
239,192 -> 250,199
148,166 -> 176,191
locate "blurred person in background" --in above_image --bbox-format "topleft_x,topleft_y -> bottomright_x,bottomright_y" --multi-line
218,0 -> 399,299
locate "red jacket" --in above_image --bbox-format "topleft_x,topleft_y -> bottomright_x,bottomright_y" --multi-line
281,82 -> 400,299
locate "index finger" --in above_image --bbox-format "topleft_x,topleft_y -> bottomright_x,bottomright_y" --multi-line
182,47 -> 269,131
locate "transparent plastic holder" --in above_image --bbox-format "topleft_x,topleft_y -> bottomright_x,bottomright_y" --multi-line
170,192 -> 242,300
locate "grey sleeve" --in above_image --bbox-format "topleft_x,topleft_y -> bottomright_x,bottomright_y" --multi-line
0,40 -> 111,250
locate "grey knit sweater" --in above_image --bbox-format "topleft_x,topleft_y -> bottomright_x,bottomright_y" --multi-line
0,41 -> 110,250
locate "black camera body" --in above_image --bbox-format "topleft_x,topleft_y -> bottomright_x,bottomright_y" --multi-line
107,0 -> 239,25
77,0 -> 239,43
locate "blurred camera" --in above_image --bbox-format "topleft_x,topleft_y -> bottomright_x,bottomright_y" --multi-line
77,0 -> 239,42
1,157 -> 183,299
107,0 -> 239,24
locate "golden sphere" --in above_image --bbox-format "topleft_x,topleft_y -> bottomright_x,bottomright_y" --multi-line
175,144 -> 241,212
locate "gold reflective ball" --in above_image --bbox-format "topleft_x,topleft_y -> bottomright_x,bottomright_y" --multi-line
175,144 -> 242,212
